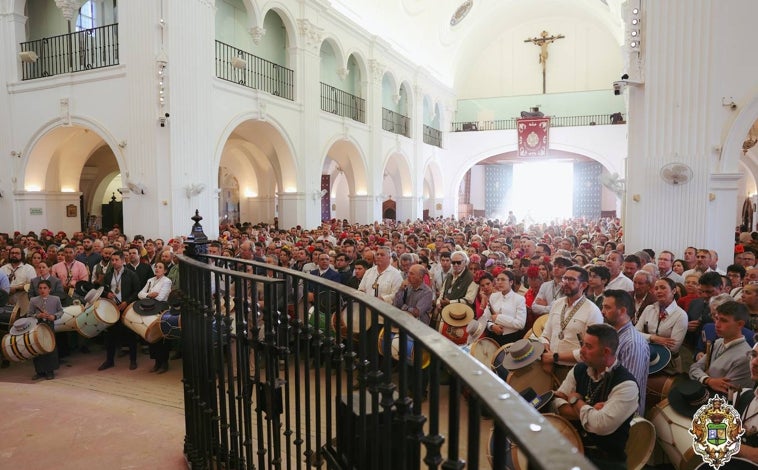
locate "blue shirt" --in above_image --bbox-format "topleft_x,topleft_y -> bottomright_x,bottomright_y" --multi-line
0,270 -> 9,293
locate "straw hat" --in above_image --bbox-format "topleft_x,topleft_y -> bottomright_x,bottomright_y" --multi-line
441,303 -> 474,327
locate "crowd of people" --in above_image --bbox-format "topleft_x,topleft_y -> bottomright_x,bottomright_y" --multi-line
3,215 -> 758,466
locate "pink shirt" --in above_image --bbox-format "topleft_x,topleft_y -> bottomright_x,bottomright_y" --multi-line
51,260 -> 89,289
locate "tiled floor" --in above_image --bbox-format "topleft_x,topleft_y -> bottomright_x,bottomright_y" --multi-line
0,346 -> 187,469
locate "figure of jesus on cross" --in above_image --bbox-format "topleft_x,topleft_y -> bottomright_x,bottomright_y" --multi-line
524,30 -> 565,94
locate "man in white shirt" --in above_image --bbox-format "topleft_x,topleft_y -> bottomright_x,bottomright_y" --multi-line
605,251 -> 634,293
539,265 -> 604,381
358,246 -> 403,304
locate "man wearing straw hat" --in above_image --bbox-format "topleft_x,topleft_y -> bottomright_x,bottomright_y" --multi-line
553,323 -> 639,470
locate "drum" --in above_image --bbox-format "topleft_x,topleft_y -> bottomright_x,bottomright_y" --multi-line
438,320 -> 469,345
627,416 -> 657,470
470,337 -> 499,369
378,327 -> 430,368
332,302 -> 373,339
646,373 -> 685,417
122,303 -> 165,343
523,314 -> 549,340
505,361 -> 556,396
0,304 -> 20,332
55,304 -> 84,333
1,318 -> 56,362
75,299 -> 120,338
159,310 -> 182,339
649,399 -> 703,470
694,458 -> 758,469
487,413 -> 584,470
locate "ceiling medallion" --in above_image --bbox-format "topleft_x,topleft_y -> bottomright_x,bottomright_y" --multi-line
450,0 -> 473,26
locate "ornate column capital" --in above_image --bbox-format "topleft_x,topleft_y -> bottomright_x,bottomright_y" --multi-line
369,59 -> 385,83
54,0 -> 84,22
249,26 -> 266,45
297,19 -> 323,53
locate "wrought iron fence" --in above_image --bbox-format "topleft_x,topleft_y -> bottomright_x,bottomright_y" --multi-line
320,83 -> 366,123
215,40 -> 294,101
382,108 -> 410,137
423,125 -> 442,147
451,113 -> 625,132
177,232 -> 594,470
19,24 -> 119,80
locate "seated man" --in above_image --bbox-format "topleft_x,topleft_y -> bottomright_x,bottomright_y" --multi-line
689,300 -> 753,395
553,323 -> 639,470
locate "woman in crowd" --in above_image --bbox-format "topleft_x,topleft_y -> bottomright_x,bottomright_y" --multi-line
636,277 -> 688,373
677,273 -> 702,311
483,270 -> 526,345
672,259 -> 687,276
27,250 -> 44,275
473,271 -> 495,320
138,261 -> 173,373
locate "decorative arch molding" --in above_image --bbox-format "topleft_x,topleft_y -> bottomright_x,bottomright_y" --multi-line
381,151 -> 413,197
21,116 -> 124,191
321,136 -> 369,196
422,159 -> 443,201
721,88 -> 758,174
214,112 -> 299,193
258,3 -> 299,54
319,36 -> 346,70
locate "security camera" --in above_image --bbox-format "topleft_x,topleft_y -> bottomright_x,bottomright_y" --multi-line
612,76 -> 644,95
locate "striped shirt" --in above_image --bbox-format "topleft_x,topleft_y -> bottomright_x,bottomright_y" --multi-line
616,321 -> 649,415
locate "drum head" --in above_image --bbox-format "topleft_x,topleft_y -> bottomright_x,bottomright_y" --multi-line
512,413 -> 583,470
531,314 -> 549,338
470,337 -> 499,368
627,417 -> 656,470
341,303 -> 372,335
506,362 -> 555,396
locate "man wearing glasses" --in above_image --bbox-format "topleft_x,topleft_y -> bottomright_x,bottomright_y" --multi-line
539,265 -> 603,381
437,251 -> 477,309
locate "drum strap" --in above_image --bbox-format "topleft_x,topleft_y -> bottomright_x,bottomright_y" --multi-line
559,297 -> 586,335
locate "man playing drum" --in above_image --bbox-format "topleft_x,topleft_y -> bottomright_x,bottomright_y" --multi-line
553,324 -> 639,470
28,279 -> 63,380
539,265 -> 603,381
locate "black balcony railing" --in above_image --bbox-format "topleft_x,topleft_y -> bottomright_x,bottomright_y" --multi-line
451,113 -> 626,132
423,125 -> 442,147
19,24 -> 119,80
215,40 -> 294,101
320,83 -> 366,123
382,108 -> 410,137
177,227 -> 595,470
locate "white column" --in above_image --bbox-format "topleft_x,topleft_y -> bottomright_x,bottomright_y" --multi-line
294,17 -> 325,229
349,195 -> 373,224
396,196 -> 419,222
245,196 -> 275,223
623,0 -> 727,254
707,173 -> 742,268
164,0 -> 217,237
278,192 -> 305,230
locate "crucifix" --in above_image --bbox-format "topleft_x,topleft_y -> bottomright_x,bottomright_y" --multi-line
524,30 -> 565,94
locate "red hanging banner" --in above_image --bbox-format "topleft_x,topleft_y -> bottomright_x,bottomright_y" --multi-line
517,117 -> 550,157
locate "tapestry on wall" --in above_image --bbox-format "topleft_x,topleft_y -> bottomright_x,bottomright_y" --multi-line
517,117 -> 550,157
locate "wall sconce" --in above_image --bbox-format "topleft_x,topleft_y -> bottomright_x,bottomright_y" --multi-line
18,51 -> 38,63
231,56 -> 247,69
708,193 -> 716,201
10,151 -> 21,158
312,189 -> 327,201
184,183 -> 206,199
632,194 -> 641,202
118,140 -> 127,149
127,181 -> 147,195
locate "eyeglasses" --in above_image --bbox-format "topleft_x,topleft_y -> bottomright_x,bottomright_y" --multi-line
562,276 -> 580,283
451,260 -> 463,265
